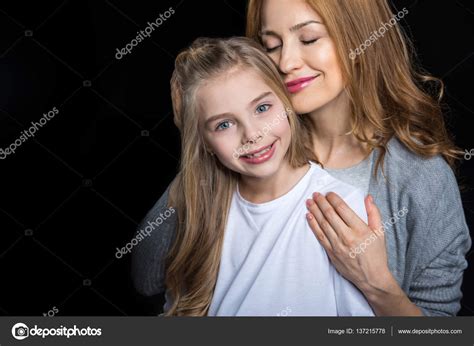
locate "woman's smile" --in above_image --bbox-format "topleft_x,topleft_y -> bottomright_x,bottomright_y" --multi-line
285,74 -> 320,94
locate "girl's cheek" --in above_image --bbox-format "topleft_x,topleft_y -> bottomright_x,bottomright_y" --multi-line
212,138 -> 239,159
268,119 -> 291,143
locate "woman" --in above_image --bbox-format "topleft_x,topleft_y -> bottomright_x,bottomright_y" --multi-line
132,0 -> 471,316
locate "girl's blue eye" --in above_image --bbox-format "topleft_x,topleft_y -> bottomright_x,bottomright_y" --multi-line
216,121 -> 233,131
256,104 -> 271,114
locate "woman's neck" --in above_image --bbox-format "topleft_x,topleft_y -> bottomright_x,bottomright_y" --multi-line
238,161 -> 310,204
308,92 -> 371,169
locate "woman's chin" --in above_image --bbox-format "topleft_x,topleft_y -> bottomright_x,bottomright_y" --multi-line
291,101 -> 320,115
291,95 -> 332,115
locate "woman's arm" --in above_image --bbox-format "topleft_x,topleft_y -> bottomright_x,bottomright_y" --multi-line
131,181 -> 178,296
306,193 -> 423,316
404,161 -> 471,316
306,153 -> 472,317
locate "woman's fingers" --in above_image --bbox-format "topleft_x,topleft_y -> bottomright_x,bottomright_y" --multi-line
306,198 -> 339,249
365,195 -> 384,237
325,192 -> 367,232
313,193 -> 352,239
306,212 -> 333,252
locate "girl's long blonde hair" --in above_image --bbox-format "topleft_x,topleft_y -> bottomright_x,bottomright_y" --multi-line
165,37 -> 316,316
246,0 -> 461,172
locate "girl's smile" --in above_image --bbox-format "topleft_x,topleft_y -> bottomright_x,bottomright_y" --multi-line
239,140 -> 277,164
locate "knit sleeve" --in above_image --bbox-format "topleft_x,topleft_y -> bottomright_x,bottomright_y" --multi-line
131,183 -> 178,296
406,159 -> 471,316
410,233 -> 469,316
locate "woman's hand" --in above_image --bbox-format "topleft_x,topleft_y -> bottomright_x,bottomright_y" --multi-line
305,192 -> 423,316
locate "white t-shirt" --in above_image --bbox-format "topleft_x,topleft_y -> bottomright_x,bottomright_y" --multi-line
207,162 -> 375,316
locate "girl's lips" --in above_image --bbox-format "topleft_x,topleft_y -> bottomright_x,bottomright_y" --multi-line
239,142 -> 276,164
286,75 -> 318,94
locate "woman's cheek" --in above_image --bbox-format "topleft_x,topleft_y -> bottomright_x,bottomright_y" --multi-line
311,41 -> 344,88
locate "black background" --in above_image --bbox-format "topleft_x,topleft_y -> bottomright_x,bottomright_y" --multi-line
0,0 -> 473,316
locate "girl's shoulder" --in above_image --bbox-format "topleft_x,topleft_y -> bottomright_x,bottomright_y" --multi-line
309,161 -> 363,194
309,162 -> 367,222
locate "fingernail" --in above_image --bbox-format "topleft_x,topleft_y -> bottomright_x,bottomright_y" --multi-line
306,212 -> 313,220
368,194 -> 373,204
313,192 -> 319,199
306,199 -> 314,207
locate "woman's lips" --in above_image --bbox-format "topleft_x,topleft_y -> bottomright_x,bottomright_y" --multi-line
286,75 -> 318,94
239,142 -> 276,164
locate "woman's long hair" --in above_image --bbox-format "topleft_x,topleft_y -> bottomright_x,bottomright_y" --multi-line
165,37 -> 315,316
246,0 -> 461,172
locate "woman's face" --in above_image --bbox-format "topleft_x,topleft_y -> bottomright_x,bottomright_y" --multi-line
198,67 -> 292,180
260,0 -> 345,114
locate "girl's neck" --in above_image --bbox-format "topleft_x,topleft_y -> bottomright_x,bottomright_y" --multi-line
308,91 -> 371,169
238,161 -> 310,204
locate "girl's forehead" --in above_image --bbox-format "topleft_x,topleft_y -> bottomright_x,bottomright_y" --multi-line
196,72 -> 279,120
198,67 -> 268,98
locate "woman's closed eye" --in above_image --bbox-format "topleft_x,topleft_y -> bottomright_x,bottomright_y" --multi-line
265,38 -> 319,52
266,45 -> 281,53
302,38 -> 319,45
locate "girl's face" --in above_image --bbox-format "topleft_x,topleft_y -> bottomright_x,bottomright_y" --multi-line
260,0 -> 345,114
198,68 -> 291,179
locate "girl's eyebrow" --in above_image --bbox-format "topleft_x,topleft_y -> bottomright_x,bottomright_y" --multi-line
260,20 -> 322,37
249,91 -> 273,107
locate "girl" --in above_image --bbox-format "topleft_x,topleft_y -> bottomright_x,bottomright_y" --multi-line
162,36 -> 376,316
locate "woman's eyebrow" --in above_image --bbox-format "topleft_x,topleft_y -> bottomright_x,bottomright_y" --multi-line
289,20 -> 322,32
260,20 -> 322,37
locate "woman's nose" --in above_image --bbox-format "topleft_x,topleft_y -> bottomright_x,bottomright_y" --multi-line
279,44 -> 303,75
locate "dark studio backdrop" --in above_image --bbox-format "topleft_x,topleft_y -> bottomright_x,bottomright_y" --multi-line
0,0 -> 473,316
